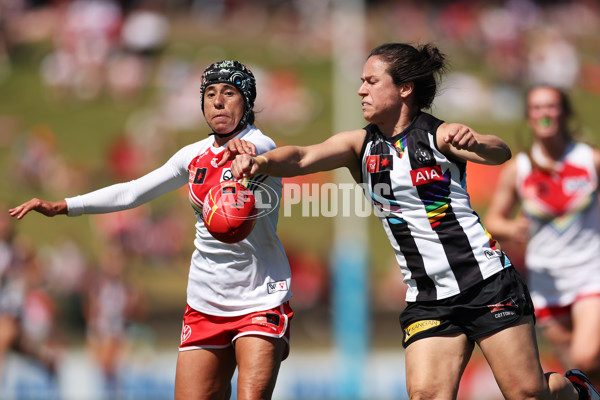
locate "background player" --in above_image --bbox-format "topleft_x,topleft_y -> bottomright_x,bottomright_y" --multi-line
484,84 -> 600,389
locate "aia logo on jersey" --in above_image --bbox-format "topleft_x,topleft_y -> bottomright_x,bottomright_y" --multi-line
192,167 -> 207,184
366,154 -> 393,173
410,166 -> 444,186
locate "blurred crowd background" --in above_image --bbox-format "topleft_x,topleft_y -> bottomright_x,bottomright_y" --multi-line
1,0 -> 600,398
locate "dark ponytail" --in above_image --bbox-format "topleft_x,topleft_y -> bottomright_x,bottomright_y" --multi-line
368,43 -> 447,110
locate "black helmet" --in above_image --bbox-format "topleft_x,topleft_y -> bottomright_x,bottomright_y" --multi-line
200,60 -> 257,136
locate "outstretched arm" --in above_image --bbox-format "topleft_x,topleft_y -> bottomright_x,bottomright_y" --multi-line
9,199 -> 67,220
437,123 -> 512,165
10,144 -> 193,219
230,129 -> 366,181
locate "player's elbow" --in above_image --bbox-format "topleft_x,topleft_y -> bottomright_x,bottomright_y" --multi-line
488,145 -> 512,165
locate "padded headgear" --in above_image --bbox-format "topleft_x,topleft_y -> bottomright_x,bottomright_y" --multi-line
200,60 -> 256,136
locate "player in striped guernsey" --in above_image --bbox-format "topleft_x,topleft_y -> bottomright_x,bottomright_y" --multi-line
10,60 -> 293,400
230,44 -> 596,399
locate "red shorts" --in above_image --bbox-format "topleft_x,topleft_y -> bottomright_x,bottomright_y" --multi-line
535,293 -> 600,325
179,302 -> 294,359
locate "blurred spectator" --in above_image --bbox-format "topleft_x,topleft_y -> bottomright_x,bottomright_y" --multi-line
91,204 -> 188,263
9,124 -> 82,195
153,59 -> 207,132
0,208 -> 62,383
106,0 -> 170,102
478,2 -> 531,84
84,243 -> 145,399
190,0 -> 226,26
0,6 -> 11,83
106,131 -> 148,181
435,72 -> 492,121
0,204 -> 26,379
10,124 -> 60,190
39,236 -> 88,332
105,51 -> 150,102
436,1 -> 479,48
257,67 -> 320,135
91,207 -> 150,256
120,0 -> 169,57
384,1 -> 432,43
18,246 -> 63,378
527,29 -> 580,89
40,0 -> 123,100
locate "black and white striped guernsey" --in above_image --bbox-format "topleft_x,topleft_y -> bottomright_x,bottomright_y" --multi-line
359,112 -> 511,302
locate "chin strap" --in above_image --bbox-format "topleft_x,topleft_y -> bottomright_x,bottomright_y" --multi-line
208,123 -> 246,138
208,130 -> 237,138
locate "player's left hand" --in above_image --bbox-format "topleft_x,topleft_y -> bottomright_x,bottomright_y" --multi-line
443,123 -> 480,151
217,139 -> 256,167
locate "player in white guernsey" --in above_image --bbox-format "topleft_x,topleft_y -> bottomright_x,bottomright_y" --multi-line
229,44 -> 598,399
486,85 -> 600,390
9,61 -> 293,400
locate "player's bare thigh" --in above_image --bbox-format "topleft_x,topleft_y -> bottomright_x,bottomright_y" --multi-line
235,335 -> 287,400
478,316 -> 551,399
175,347 -> 237,400
405,332 -> 474,400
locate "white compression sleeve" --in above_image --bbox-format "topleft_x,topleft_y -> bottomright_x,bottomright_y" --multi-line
66,155 -> 188,216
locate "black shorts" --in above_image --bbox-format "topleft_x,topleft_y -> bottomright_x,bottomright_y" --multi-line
399,267 -> 535,348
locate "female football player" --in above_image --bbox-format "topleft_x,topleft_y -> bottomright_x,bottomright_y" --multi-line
10,60 -> 293,400
230,43 -> 599,400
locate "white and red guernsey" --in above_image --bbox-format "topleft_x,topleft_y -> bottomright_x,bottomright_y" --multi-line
360,112 -> 512,302
66,126 -> 291,316
516,141 -> 600,308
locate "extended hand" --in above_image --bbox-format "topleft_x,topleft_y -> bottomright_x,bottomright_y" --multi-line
217,138 -> 257,167
8,198 -> 67,220
231,154 -> 261,179
444,123 -> 479,151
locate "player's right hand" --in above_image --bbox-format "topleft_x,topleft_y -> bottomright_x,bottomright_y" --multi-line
217,138 -> 257,167
231,154 -> 260,179
9,198 -> 68,220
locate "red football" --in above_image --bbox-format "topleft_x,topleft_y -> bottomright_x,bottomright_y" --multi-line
202,181 -> 258,243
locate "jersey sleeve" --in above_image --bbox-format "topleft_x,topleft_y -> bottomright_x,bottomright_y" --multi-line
66,145 -> 194,216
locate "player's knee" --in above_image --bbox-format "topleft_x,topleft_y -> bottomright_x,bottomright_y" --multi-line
408,385 -> 454,400
236,376 -> 276,400
545,371 -> 578,400
506,386 -> 547,400
499,374 -> 550,400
